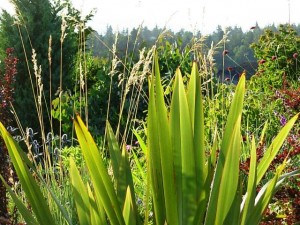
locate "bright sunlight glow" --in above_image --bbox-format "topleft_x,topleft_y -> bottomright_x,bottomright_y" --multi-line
1,0 -> 300,34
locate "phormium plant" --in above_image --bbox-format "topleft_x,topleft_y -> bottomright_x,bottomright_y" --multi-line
0,55 -> 299,225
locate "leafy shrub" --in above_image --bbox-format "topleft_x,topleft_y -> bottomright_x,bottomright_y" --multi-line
0,47 -> 17,218
243,24 -> 300,140
251,24 -> 300,88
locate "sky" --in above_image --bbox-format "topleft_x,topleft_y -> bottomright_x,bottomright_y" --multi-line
1,0 -> 300,34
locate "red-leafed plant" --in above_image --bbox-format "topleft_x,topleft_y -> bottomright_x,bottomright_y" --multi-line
0,48 -> 18,221
240,75 -> 300,224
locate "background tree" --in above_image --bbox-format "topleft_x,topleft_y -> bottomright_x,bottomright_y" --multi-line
0,0 -> 86,134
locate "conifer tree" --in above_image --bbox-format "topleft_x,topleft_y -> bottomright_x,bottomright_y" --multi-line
0,0 -> 83,133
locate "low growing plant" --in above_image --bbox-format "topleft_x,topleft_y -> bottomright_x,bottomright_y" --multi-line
0,55 -> 299,225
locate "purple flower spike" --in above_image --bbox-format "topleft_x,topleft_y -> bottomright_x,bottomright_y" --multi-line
280,115 -> 287,126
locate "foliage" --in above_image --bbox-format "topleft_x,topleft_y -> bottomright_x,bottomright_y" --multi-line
0,56 -> 299,225
241,24 -> 300,141
0,48 -> 18,113
0,47 -> 18,219
51,90 -> 80,134
57,22 -> 296,140
88,24 -> 265,73
147,56 -> 299,225
242,85 -> 284,141
0,0 -> 92,133
60,145 -> 85,171
50,54 -> 114,135
74,55 -> 120,136
251,24 -> 300,88
156,35 -> 193,80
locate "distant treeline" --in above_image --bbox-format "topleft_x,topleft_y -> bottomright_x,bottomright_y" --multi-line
87,23 -> 300,73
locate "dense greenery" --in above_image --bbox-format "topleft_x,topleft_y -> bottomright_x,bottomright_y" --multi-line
88,23 -> 300,72
1,58 -> 299,225
0,0 -> 300,223
0,48 -> 18,218
251,24 -> 300,88
0,0 -> 90,133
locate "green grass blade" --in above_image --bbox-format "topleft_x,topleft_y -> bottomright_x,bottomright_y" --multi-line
240,137 -> 257,225
277,169 -> 300,182
256,113 -> 299,184
123,186 -> 136,225
187,62 -> 208,222
0,123 -> 56,225
0,175 -> 39,225
220,74 -> 245,156
74,115 -> 125,225
133,130 -> 147,156
154,55 -> 179,225
131,148 -> 146,181
175,68 -> 196,224
2,140 -> 72,224
0,138 -> 72,224
210,127 -> 219,168
106,123 -> 138,222
106,121 -> 122,180
118,145 -> 139,222
187,63 -> 206,184
170,67 -> 183,223
259,121 -> 268,144
147,64 -> 165,225
246,161 -> 286,225
143,160 -> 152,225
87,184 -> 107,225
215,116 -> 242,224
41,180 -> 73,224
70,158 -> 90,225
223,179 -> 243,224
147,54 -> 179,224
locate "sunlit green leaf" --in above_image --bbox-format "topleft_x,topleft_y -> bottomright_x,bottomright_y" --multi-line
0,123 -> 56,225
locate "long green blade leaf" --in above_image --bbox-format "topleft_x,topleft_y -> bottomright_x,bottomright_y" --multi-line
154,55 -> 179,225
147,62 -> 165,224
106,123 -> 138,223
247,161 -> 286,225
205,73 -> 245,225
87,184 -> 106,225
0,123 -> 56,225
106,121 -> 122,180
74,115 -> 125,225
123,186 -> 136,225
188,62 -> 208,223
240,137 -> 257,225
175,68 -> 196,224
215,116 -> 242,224
0,175 -> 39,225
256,113 -> 299,184
70,158 -> 91,225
